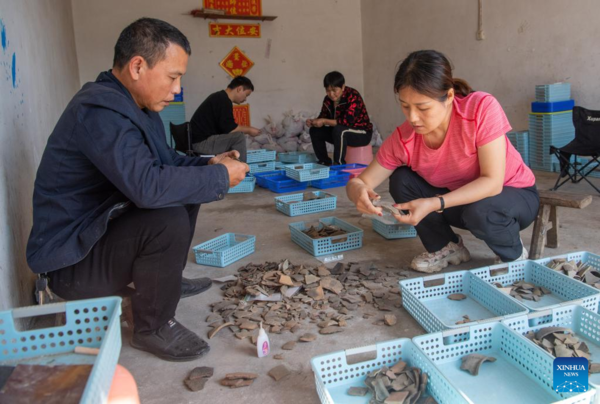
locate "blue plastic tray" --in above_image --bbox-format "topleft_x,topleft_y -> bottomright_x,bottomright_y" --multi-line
0,297 -> 122,404
289,217 -> 363,257
531,100 -> 575,113
371,218 -> 417,239
193,233 -> 255,267
249,161 -> 276,174
284,163 -> 330,182
400,270 -> 528,332
413,322 -> 595,404
275,191 -> 337,217
252,170 -> 284,188
311,338 -> 466,404
278,151 -> 318,164
470,260 -> 600,312
228,176 -> 256,193
246,149 -> 276,163
310,171 -> 350,189
264,174 -> 308,193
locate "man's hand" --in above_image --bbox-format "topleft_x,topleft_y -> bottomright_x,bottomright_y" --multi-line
247,127 -> 261,137
209,150 -> 240,165
218,157 -> 249,187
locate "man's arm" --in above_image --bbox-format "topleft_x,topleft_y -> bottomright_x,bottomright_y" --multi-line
232,125 -> 261,136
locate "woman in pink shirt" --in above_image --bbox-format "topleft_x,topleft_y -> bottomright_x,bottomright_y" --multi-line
347,50 -> 539,273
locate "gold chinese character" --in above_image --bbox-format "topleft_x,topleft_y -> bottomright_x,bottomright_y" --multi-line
236,26 -> 246,35
241,61 -> 248,68
212,25 -> 221,35
230,6 -> 236,14
248,27 -> 258,36
234,52 -> 240,61
232,68 -> 243,76
230,0 -> 236,4
224,25 -> 233,35
226,60 -> 234,68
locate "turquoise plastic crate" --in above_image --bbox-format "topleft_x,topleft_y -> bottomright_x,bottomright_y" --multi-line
400,270 -> 528,333
284,163 -> 330,182
275,191 -> 337,217
535,251 -> 600,273
371,218 -> 417,239
311,338 -> 466,404
247,149 -> 276,163
252,170 -> 284,188
0,297 -> 122,404
193,233 -> 255,267
470,260 -> 600,312
278,151 -> 317,164
413,322 -> 595,403
503,304 -> 600,401
249,161 -> 276,174
289,217 -> 363,257
228,176 -> 256,193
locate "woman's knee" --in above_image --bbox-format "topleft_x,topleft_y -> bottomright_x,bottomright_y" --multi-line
463,203 -> 518,245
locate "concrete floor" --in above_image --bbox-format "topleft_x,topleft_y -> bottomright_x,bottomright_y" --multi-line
119,170 -> 600,404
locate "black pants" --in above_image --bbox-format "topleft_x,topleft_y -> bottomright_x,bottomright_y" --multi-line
309,125 -> 372,165
48,204 -> 200,333
389,167 -> 539,261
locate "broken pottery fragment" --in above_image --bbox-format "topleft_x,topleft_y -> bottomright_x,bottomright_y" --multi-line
347,386 -> 369,396
321,277 -> 344,295
447,293 -> 467,301
225,372 -> 259,380
268,364 -> 291,381
274,354 -> 284,360
208,322 -> 233,339
390,360 -> 407,374
589,363 -> 600,374
320,326 -> 343,335
460,353 -> 497,376
220,379 -> 254,388
384,314 -> 398,326
299,333 -> 317,342
282,341 -> 297,351
183,366 -> 214,392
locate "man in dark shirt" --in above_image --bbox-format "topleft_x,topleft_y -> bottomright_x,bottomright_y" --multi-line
190,76 -> 261,162
27,18 -> 248,362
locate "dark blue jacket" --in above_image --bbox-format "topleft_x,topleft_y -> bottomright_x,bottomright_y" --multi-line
26,71 -> 229,274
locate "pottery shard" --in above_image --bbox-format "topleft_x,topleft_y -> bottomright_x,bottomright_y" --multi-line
274,354 -> 284,360
279,274 -> 294,286
268,364 -> 291,381
347,386 -> 369,396
590,363 -> 600,374
384,391 -> 409,404
208,322 -> 233,339
220,379 -> 254,388
318,319 -> 338,329
460,353 -> 497,376
447,293 -> 467,301
305,274 -> 321,284
299,333 -> 317,342
282,341 -> 297,351
205,313 -> 222,323
188,366 -> 214,380
307,286 -> 325,300
184,377 -> 209,392
225,372 -> 259,380
318,266 -> 332,277
239,321 -> 258,330
384,314 -> 398,326
390,360 -> 407,374
321,278 -> 344,295
320,326 -> 343,335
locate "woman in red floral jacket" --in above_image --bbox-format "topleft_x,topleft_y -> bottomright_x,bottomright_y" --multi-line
307,71 -> 373,165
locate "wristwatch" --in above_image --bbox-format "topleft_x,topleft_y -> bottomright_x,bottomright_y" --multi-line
436,196 -> 445,213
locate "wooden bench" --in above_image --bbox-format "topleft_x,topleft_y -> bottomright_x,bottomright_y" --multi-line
529,190 -> 593,259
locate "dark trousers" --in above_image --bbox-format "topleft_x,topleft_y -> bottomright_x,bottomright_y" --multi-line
48,204 -> 200,333
389,167 -> 539,261
309,125 -> 372,165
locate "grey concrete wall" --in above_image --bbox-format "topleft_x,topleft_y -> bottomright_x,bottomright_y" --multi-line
71,0 -> 364,127
0,1 -> 80,310
361,0 -> 600,137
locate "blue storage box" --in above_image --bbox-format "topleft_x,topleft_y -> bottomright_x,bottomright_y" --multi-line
193,233 -> 255,267
400,270 -> 528,333
310,171 -> 350,189
311,338 -> 466,404
228,176 -> 256,193
413,322 -> 595,404
471,260 -> 600,312
0,297 -> 122,404
246,149 -> 276,163
289,217 -> 363,257
531,99 -> 575,113
371,218 -> 417,239
284,163 -> 330,182
264,174 -> 308,193
278,151 -> 318,164
248,161 -> 276,174
506,130 -> 530,166
275,191 -> 336,217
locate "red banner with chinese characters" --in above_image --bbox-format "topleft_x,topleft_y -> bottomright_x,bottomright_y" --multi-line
209,23 -> 261,38
219,46 -> 254,77
203,0 -> 261,16
233,105 -> 251,126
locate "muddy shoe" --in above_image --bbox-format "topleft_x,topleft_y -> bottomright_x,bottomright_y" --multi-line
411,236 -> 471,273
181,277 -> 212,298
131,318 -> 210,362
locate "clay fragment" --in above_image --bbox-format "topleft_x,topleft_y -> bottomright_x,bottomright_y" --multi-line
239,321 -> 258,330
208,322 -> 233,339
384,314 -> 398,326
282,341 -> 297,350
299,333 -> 317,342
447,293 -> 467,301
268,364 -> 291,381
225,372 -> 259,380
184,377 -> 208,392
305,274 -> 320,284
460,353 -> 497,376
384,390 -> 409,404
321,277 -> 344,295
220,379 -> 254,388
184,366 -> 214,392
279,274 -> 294,286
320,326 -> 343,335
390,361 -> 407,374
589,363 -> 600,374
347,386 -> 369,396
274,354 -> 284,360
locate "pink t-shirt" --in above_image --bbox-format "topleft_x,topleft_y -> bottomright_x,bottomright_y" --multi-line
376,91 -> 535,191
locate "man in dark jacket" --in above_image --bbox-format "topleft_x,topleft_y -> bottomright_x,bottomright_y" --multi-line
307,71 -> 373,165
26,18 -> 248,362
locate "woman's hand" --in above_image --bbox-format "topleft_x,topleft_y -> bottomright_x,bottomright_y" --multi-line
346,178 -> 382,216
305,118 -> 313,128
393,197 -> 440,226
311,118 -> 324,128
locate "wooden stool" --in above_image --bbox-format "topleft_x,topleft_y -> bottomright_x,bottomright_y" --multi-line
108,365 -> 140,404
529,190 -> 593,259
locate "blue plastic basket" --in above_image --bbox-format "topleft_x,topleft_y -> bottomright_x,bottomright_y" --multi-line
400,271 -> 528,333
310,171 -> 350,189
535,251 -> 600,273
0,297 -> 122,404
249,161 -> 276,174
193,233 -> 255,267
503,304 -> 600,399
506,130 -> 530,166
252,170 -> 284,188
246,149 -> 276,163
470,260 -> 600,312
264,174 -> 308,193
371,218 -> 417,239
311,338 -> 466,404
531,99 -> 575,113
289,217 -> 363,257
275,191 -> 337,217
535,83 -> 571,102
278,151 -> 318,164
284,163 -> 330,182
228,176 -> 256,193
413,321 -> 595,404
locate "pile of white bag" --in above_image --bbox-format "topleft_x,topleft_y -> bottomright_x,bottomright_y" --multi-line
247,110 -> 383,153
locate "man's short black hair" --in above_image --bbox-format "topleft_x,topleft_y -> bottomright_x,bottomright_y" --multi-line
113,18 -> 191,69
227,76 -> 254,91
323,71 -> 345,88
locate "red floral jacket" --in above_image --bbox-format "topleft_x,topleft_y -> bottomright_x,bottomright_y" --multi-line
317,86 -> 373,131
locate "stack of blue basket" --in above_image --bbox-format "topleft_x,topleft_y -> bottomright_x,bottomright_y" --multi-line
528,83 -> 575,172
506,130 -> 529,166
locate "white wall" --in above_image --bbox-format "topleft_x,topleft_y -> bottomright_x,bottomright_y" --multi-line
71,0 -> 364,128
0,0 -> 80,310
361,0 -> 600,137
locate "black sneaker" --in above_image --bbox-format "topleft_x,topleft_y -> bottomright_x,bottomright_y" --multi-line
181,277 -> 212,298
130,318 -> 210,362
317,160 -> 332,167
